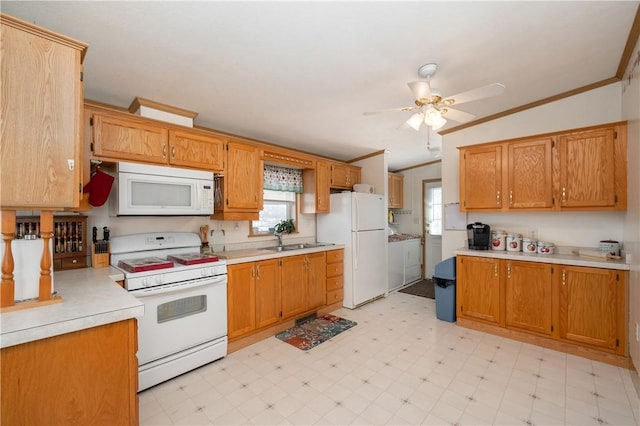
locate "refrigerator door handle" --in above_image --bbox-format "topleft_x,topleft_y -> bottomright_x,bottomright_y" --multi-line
354,232 -> 358,270
354,194 -> 359,231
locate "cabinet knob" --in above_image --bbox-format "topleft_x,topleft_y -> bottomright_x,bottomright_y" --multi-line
562,270 -> 566,285
509,190 -> 513,205
496,191 -> 501,205
561,187 -> 567,203
171,146 -> 176,158
163,144 -> 167,158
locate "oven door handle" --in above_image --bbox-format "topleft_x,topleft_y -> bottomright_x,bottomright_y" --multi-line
130,275 -> 226,297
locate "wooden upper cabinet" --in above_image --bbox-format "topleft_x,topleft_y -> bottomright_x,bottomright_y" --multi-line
558,265 -> 625,353
302,160 -> 331,214
456,256 -> 501,324
459,122 -> 627,212
506,137 -> 553,210
92,111 -> 168,164
505,260 -> 552,336
557,125 -> 625,210
330,163 -> 361,189
213,140 -> 263,220
459,145 -> 502,211
1,14 -> 87,209
388,173 -> 403,209
168,130 -> 225,171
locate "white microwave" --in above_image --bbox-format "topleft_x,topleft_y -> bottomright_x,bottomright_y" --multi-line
111,162 -> 214,216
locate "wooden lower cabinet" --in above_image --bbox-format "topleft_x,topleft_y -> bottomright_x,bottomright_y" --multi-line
505,260 -> 552,336
326,249 -> 344,305
457,255 -> 628,366
227,259 -> 281,339
228,251 -> 335,342
1,319 -> 138,425
456,256 -> 501,324
558,265 -> 626,353
281,252 -> 326,319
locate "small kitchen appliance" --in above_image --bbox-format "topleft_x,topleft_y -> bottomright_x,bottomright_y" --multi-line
467,222 -> 491,250
110,232 -> 227,391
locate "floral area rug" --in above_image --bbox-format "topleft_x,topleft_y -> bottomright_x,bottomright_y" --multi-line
275,314 -> 357,351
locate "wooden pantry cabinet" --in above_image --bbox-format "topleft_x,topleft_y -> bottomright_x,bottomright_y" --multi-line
458,121 -> 626,212
388,172 -> 404,209
1,14 -> 87,209
457,255 -> 628,366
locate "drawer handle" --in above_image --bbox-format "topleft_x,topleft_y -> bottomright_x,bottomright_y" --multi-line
561,187 -> 567,203
496,191 -> 501,205
72,259 -> 78,264
562,270 -> 566,285
509,190 -> 513,206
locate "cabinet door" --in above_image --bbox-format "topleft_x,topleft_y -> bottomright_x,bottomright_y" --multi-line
457,256 -> 501,324
281,255 -> 307,319
227,263 -> 256,338
255,259 -> 281,329
558,266 -> 624,352
306,252 -> 327,310
558,128 -> 616,208
226,141 -> 263,210
316,160 -> 331,213
1,19 -> 85,208
169,130 -> 225,171
92,112 -> 168,164
349,166 -> 361,187
330,163 -> 359,189
388,173 -> 404,209
506,137 -> 553,209
459,145 -> 502,211
505,260 -> 551,335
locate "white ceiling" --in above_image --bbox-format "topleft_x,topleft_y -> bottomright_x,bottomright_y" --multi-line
3,1 -> 638,170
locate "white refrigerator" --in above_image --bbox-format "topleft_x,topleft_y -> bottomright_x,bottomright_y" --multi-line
317,192 -> 387,309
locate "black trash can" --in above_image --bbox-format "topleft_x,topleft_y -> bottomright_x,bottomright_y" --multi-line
433,256 -> 456,322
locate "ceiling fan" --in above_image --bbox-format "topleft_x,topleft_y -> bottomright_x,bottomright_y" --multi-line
365,63 -> 505,131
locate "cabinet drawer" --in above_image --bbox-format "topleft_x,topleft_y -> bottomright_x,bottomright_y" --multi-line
327,275 -> 343,292
326,250 -> 343,263
326,262 -> 343,278
327,289 -> 344,304
59,257 -> 87,270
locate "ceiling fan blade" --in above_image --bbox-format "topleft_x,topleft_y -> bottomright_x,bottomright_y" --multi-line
442,107 -> 476,123
444,83 -> 505,106
408,81 -> 432,101
363,106 -> 417,116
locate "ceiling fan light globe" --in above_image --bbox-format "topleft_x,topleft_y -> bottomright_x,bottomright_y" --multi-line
430,117 -> 447,131
406,112 -> 424,131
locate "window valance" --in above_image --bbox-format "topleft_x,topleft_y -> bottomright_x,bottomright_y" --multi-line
264,165 -> 303,193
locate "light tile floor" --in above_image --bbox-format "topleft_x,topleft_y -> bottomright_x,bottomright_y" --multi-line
139,292 -> 640,425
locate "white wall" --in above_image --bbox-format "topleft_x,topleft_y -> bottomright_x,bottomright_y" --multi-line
441,83 -> 624,257
621,34 -> 640,387
353,151 -> 388,198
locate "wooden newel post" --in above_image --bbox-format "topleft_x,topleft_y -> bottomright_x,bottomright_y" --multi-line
39,211 -> 53,301
1,210 -> 16,307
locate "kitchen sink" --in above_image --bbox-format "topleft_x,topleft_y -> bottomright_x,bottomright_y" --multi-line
261,242 -> 334,252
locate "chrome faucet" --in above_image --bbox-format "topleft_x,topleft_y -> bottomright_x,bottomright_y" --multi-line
274,231 -> 283,247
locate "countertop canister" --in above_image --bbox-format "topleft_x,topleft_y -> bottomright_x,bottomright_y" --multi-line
506,233 -> 522,252
522,238 -> 538,254
491,230 -> 506,251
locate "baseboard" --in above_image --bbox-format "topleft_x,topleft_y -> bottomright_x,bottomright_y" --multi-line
457,317 -> 631,369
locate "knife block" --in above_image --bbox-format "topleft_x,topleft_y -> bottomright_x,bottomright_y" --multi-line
91,243 -> 110,268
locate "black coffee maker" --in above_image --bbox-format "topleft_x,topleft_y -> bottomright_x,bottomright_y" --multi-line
467,222 -> 491,250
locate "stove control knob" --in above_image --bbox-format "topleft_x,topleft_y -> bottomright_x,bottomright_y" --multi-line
142,278 -> 152,287
155,276 -> 164,285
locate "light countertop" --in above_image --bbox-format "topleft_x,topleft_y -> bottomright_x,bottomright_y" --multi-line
388,234 -> 421,242
211,244 -> 344,265
1,267 -> 143,349
455,248 -> 630,271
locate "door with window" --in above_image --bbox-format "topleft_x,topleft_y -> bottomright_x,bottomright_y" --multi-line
423,179 -> 442,278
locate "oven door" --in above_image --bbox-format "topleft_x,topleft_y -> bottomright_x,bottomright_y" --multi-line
131,275 -> 227,366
